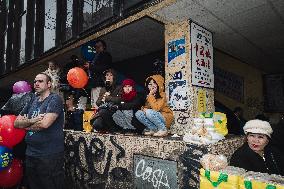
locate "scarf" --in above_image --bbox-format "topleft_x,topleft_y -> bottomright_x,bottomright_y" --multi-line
121,79 -> 137,102
121,90 -> 137,102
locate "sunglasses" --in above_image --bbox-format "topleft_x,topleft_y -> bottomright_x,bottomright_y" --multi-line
33,79 -> 44,84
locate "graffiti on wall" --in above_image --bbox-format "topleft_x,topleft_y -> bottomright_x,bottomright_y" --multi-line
168,80 -> 189,111
64,134 -> 131,189
64,132 -> 188,189
134,155 -> 178,189
176,111 -> 190,125
168,71 -> 183,80
64,131 -> 244,189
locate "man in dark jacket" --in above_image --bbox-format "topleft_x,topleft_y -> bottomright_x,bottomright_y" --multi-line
227,107 -> 246,135
271,117 -> 284,155
84,39 -> 112,87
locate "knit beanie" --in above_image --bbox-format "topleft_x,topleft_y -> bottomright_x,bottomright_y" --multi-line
121,79 -> 137,102
122,79 -> 135,87
243,119 -> 273,137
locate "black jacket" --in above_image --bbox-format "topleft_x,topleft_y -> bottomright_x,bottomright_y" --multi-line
1,92 -> 35,115
116,92 -> 144,110
96,85 -> 122,107
271,120 -> 284,155
89,51 -> 112,87
227,114 -> 246,135
230,143 -> 284,175
65,109 -> 84,131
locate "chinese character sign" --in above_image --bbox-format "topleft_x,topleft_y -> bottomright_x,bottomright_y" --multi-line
191,22 -> 214,88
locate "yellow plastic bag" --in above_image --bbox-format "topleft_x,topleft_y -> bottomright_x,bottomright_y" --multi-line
213,112 -> 228,136
83,110 -> 94,133
200,168 -> 240,189
198,112 -> 228,136
239,178 -> 284,189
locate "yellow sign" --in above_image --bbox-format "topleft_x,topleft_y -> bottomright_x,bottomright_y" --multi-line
198,89 -> 206,112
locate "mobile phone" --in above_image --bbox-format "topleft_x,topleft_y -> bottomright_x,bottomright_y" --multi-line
105,80 -> 111,91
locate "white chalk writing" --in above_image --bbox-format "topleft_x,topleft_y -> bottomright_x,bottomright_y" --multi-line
135,159 -> 170,189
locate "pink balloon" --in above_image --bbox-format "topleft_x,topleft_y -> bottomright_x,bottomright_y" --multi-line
13,81 -> 32,94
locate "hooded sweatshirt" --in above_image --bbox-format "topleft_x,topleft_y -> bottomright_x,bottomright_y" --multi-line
143,75 -> 174,129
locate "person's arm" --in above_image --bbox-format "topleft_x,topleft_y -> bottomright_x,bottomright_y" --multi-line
229,146 -> 249,170
120,96 -> 141,110
27,113 -> 58,131
1,98 -> 12,111
105,95 -> 122,104
14,101 -> 36,128
28,95 -> 63,131
146,93 -> 167,111
105,86 -> 122,104
96,88 -> 107,106
14,114 -> 44,129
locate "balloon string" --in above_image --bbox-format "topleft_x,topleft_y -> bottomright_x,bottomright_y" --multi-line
82,88 -> 90,98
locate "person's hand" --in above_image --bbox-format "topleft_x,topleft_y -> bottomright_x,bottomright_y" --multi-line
102,92 -> 110,102
149,86 -> 157,95
110,105 -> 119,111
31,114 -> 45,123
142,107 -> 148,112
104,92 -> 110,96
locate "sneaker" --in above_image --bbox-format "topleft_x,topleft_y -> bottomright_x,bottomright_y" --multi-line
144,130 -> 155,136
153,130 -> 168,137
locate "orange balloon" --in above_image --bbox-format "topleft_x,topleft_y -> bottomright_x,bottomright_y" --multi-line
67,67 -> 88,88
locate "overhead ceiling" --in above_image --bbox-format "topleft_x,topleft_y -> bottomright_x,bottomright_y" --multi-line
1,0 -> 284,97
53,17 -> 165,64
0,17 -> 164,97
154,0 -> 284,73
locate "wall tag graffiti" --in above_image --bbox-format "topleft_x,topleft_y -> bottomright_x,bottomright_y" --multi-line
169,80 -> 189,111
134,155 -> 177,189
172,71 -> 182,80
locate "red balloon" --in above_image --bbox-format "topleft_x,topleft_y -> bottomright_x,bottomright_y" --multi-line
0,158 -> 23,188
67,67 -> 88,88
0,115 -> 26,148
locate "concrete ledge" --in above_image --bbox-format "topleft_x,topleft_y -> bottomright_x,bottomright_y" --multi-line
64,130 -> 245,189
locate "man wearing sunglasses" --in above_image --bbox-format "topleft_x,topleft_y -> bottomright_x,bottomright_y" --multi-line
15,72 -> 64,189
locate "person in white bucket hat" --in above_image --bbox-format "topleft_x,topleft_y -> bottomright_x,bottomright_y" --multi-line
230,119 -> 283,175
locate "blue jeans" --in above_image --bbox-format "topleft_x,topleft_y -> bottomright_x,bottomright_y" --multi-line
135,109 -> 166,131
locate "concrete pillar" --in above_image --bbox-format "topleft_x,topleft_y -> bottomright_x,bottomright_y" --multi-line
165,20 -> 215,135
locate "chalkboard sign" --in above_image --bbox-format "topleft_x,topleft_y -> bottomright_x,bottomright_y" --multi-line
264,74 -> 284,112
133,155 -> 178,189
